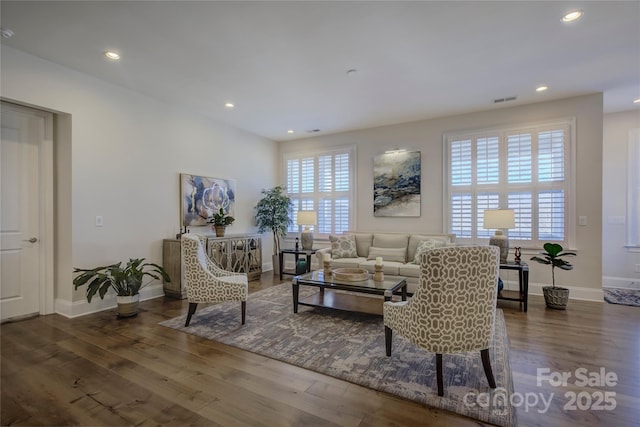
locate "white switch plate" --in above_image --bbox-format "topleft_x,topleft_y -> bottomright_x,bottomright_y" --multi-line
95,215 -> 104,227
578,216 -> 587,226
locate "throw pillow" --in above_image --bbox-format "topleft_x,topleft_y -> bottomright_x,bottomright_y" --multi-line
413,239 -> 446,264
329,234 -> 358,259
367,246 -> 407,263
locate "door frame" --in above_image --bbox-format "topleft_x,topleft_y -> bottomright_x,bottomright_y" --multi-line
1,101 -> 55,316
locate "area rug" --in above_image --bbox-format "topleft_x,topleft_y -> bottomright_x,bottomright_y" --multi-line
603,287 -> 640,307
160,284 -> 517,427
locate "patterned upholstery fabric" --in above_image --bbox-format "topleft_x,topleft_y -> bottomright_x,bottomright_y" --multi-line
384,245 -> 500,354
181,234 -> 248,304
412,239 -> 446,264
329,234 -> 358,258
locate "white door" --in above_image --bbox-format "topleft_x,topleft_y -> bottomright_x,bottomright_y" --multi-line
0,102 -> 50,321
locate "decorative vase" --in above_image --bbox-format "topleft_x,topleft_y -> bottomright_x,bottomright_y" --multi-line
116,294 -> 140,317
213,225 -> 226,237
542,286 -> 570,310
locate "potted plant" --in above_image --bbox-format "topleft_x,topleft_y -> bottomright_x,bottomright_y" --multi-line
73,258 -> 171,317
207,207 -> 235,237
530,243 -> 576,310
254,186 -> 293,274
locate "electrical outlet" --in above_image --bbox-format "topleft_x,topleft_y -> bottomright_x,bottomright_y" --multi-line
95,215 -> 104,227
578,216 -> 587,226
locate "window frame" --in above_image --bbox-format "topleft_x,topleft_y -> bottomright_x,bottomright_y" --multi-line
282,145 -> 356,239
443,118 -> 576,249
627,128 -> 640,249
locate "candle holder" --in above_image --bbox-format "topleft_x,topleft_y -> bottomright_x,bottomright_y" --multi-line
323,260 -> 332,276
374,264 -> 384,282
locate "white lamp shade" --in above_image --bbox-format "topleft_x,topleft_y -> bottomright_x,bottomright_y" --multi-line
483,209 -> 515,229
297,211 -> 317,226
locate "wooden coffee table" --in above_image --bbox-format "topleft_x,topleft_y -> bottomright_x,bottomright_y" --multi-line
292,270 -> 407,316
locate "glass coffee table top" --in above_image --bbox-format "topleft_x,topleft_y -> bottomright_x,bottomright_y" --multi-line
292,270 -> 408,315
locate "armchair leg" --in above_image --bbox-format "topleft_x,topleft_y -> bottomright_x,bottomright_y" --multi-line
481,349 -> 497,388
241,301 -> 246,325
436,354 -> 444,396
185,303 -> 198,327
385,326 -> 392,356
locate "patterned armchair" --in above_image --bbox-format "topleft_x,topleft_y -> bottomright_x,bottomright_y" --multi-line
181,233 -> 248,327
383,245 -> 500,396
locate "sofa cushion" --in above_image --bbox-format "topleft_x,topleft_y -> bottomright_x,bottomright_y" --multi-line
367,246 -> 407,263
372,233 -> 409,249
398,263 -> 420,278
352,233 -> 373,258
329,234 -> 358,258
412,239 -> 447,264
360,259 -> 402,275
408,235 -> 451,261
329,257 -> 367,269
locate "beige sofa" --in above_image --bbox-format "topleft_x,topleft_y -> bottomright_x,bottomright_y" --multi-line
315,232 -> 456,294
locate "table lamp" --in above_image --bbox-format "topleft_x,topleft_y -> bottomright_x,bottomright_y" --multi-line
483,209 -> 515,263
297,211 -> 317,250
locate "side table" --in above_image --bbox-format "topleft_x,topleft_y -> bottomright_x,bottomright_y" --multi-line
279,248 -> 317,281
498,261 -> 529,312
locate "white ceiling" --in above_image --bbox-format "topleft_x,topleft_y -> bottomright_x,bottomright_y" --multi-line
1,1 -> 639,141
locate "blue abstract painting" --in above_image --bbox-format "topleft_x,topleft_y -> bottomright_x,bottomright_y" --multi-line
373,151 -> 421,217
181,173 -> 236,227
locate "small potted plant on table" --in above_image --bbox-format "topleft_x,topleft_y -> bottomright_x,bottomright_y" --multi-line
73,258 -> 171,317
530,243 -> 576,310
208,207 -> 235,237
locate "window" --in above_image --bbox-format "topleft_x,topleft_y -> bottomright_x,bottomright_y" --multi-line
284,146 -> 355,237
445,120 -> 574,248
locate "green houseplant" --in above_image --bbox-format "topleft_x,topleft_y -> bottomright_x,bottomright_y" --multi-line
530,243 -> 576,310
254,186 -> 293,273
73,258 -> 171,317
207,207 -> 235,237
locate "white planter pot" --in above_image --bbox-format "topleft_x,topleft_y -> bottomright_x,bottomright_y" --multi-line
116,294 -> 140,317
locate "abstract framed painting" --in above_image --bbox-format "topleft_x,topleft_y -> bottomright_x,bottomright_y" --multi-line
373,150 -> 421,217
180,173 -> 236,227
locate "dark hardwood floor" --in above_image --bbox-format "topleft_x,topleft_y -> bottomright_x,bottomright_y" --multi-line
2,273 -> 639,426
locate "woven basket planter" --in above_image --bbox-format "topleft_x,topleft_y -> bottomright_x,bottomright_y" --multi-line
116,294 -> 140,317
542,286 -> 570,310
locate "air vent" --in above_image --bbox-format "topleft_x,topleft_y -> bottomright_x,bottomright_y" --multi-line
494,96 -> 517,104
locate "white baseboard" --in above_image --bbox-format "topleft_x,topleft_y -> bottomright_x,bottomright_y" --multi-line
602,276 -> 640,290
55,284 -> 165,318
503,279 -> 603,302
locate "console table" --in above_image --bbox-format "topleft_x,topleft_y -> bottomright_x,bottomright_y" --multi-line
498,261 -> 529,312
162,238 -> 185,299
205,234 -> 262,281
162,234 -> 262,298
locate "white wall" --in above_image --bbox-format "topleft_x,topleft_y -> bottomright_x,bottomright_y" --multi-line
1,47 -> 278,315
280,94 -> 604,300
603,109 -> 640,289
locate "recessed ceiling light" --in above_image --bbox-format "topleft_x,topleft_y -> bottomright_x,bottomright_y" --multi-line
104,51 -> 120,61
536,85 -> 548,92
634,98 -> 640,104
0,28 -> 14,39
561,10 -> 583,23
287,130 -> 294,134
224,102 -> 235,109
